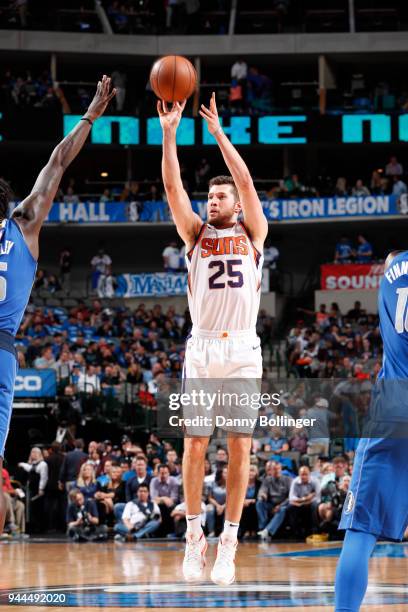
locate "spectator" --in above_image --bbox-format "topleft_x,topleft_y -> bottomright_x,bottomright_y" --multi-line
114,484 -> 161,541
334,177 -> 348,196
59,247 -> 72,292
95,463 -> 126,525
347,300 -> 365,321
334,237 -> 353,264
231,58 -> 248,85
355,235 -> 373,263
77,365 -> 101,394
33,345 -> 56,369
305,398 -> 332,465
239,465 -> 261,538
284,174 -> 303,197
90,248 -> 112,292
287,466 -> 320,538
44,442 -> 65,532
2,467 -> 25,536
74,463 -> 97,500
318,464 -> 351,533
256,461 -> 291,540
18,447 -> 48,496
352,179 -> 370,197
162,241 -> 180,273
206,466 -> 228,537
264,427 -> 289,456
111,69 -> 127,111
392,175 -> 408,197
18,447 -> 48,533
385,155 -> 403,177
59,439 -> 87,492
99,188 -> 111,203
47,274 -> 61,293
63,186 -> 80,204
149,464 -> 179,536
67,490 -> 107,541
370,170 -> 384,194
125,456 -> 152,503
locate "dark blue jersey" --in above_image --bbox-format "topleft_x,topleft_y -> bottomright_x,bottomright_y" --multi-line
379,250 -> 408,379
0,219 -> 37,335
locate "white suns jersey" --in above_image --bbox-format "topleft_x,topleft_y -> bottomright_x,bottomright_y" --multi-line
186,221 -> 263,331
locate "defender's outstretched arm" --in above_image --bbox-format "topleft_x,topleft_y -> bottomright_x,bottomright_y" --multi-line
12,76 -> 116,255
158,100 -> 202,247
200,93 -> 268,248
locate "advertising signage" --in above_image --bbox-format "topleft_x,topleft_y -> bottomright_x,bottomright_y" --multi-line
0,111 -> 407,146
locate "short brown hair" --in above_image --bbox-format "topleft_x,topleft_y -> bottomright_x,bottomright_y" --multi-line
208,175 -> 238,202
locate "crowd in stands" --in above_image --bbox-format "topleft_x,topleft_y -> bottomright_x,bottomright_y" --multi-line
289,301 -> 381,380
4,431 -> 355,543
0,69 -> 58,109
334,235 -> 375,264
0,0 -> 101,32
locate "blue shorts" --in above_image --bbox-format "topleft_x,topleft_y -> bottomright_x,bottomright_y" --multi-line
339,435 -> 408,541
0,333 -> 17,458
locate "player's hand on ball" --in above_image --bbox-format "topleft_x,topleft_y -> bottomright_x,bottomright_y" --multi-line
87,75 -> 116,121
157,99 -> 186,132
200,92 -> 222,136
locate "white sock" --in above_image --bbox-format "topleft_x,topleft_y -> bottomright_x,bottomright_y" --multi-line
222,520 -> 239,542
186,514 -> 203,538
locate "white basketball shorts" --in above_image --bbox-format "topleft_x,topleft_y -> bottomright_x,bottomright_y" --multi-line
182,327 -> 263,436
184,327 -> 263,379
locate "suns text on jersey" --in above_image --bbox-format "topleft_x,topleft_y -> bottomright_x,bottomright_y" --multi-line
200,235 -> 249,258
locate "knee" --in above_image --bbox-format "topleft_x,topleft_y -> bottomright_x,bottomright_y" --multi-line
227,437 -> 251,459
183,438 -> 208,461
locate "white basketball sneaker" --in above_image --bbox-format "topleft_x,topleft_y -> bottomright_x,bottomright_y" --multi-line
182,532 -> 208,582
210,535 -> 237,586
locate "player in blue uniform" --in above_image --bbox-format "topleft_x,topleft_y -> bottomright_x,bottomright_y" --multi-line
335,249 -> 408,611
0,76 -> 115,533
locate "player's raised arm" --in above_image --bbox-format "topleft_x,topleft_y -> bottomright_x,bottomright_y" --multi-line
200,93 -> 268,249
12,76 -> 116,258
158,100 -> 202,247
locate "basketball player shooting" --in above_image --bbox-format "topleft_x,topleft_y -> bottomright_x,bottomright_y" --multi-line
158,93 -> 268,586
0,76 -> 115,532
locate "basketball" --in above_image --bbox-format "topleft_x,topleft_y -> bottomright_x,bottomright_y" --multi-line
149,55 -> 197,102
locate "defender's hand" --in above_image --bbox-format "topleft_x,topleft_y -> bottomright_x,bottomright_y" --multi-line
157,99 -> 186,132
199,92 -> 222,136
86,75 -> 116,122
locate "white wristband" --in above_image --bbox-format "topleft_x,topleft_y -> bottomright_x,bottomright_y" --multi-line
214,126 -> 223,136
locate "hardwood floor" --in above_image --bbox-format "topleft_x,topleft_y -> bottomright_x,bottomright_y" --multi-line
0,540 -> 407,610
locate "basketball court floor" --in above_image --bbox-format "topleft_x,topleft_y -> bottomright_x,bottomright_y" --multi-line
0,540 -> 407,610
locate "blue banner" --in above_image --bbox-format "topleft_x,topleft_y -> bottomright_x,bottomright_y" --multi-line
116,273 -> 188,297
38,195 -> 402,224
46,202 -> 127,223
194,195 -> 400,222
14,369 -> 57,398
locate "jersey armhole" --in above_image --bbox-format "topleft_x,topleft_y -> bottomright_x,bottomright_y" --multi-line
10,219 -> 38,264
239,221 -> 262,268
186,224 -> 206,261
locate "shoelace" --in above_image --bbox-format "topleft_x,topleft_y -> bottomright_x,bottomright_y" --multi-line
216,541 -> 236,565
185,540 -> 202,563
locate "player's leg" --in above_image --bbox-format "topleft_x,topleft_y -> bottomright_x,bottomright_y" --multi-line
334,529 -> 377,611
0,459 -> 6,533
0,350 -> 17,533
182,436 -> 209,582
211,434 -> 251,586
